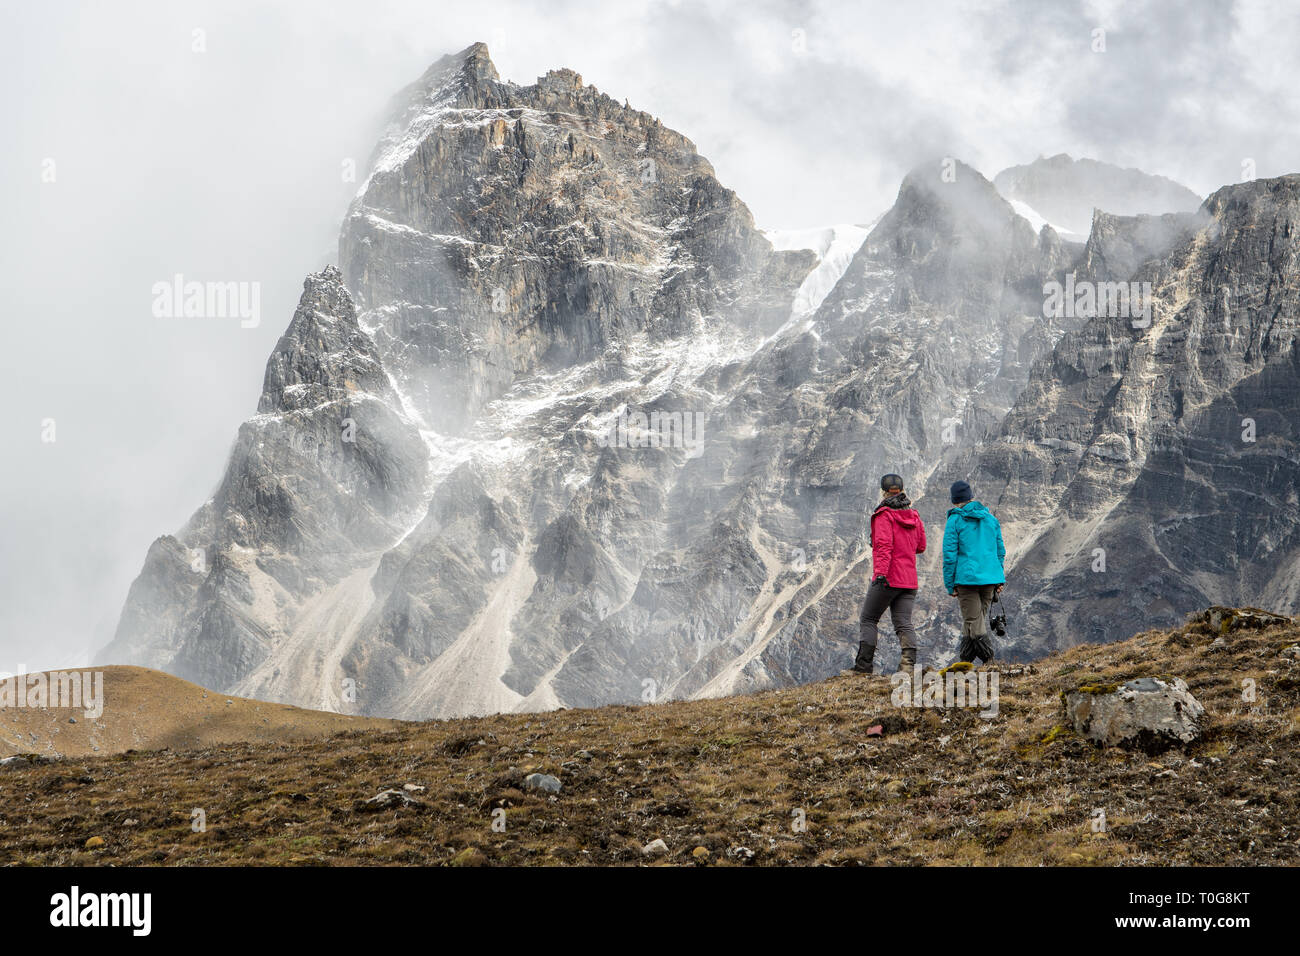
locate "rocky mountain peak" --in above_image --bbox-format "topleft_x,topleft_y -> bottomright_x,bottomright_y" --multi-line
257,266 -> 391,415
994,154 -> 1203,238
412,41 -> 501,102
1077,208 -> 1209,284
884,158 -> 1027,244
881,160 -> 1030,248
842,157 -> 1060,318
1202,172 -> 1299,233
340,49 -> 811,432
537,67 -> 584,93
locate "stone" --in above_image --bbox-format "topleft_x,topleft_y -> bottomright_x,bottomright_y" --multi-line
523,773 -> 562,794
355,788 -> 424,811
642,839 -> 669,857
1064,677 -> 1205,752
0,756 -> 31,770
1205,606 -> 1291,635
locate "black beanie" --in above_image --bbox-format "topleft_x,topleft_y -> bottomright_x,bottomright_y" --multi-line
950,480 -> 972,504
880,473 -> 904,492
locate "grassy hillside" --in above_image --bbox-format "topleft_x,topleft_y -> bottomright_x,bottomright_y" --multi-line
1,610 -> 1297,866
0,665 -> 401,758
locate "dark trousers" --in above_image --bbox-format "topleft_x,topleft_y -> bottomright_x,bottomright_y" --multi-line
858,579 -> 917,651
954,583 -> 997,662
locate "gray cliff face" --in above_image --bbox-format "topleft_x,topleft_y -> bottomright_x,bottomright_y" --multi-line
1076,208 -> 1209,284
107,267 -> 431,697
995,153 -> 1204,238
953,174 -> 1300,653
340,42 -> 811,434
103,44 -> 1285,716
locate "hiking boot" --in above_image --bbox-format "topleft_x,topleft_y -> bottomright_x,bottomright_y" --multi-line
957,634 -> 977,664
840,642 -> 875,675
898,648 -> 917,671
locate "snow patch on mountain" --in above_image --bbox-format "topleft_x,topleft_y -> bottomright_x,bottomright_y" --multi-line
765,222 -> 874,319
1007,199 -> 1081,241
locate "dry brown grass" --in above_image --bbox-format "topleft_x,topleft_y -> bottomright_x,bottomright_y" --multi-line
0,666 -> 400,758
1,611 -> 1297,866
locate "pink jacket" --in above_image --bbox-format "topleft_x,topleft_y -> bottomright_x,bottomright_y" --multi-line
870,503 -> 926,588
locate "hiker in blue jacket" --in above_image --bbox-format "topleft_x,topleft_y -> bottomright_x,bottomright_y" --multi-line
942,480 -> 1005,664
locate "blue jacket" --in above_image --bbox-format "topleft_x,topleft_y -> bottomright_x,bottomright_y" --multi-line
942,500 -> 1006,591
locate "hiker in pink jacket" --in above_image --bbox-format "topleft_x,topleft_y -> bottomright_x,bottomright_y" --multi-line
847,473 -> 927,674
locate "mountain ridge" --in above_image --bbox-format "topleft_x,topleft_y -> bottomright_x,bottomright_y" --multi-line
994,153 -> 1204,239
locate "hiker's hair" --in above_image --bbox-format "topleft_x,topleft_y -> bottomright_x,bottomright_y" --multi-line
880,473 -> 904,492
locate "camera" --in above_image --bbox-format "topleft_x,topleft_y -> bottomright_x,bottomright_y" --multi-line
989,597 -> 1007,637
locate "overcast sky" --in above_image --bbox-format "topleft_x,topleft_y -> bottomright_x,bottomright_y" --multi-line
2,0 -> 1297,672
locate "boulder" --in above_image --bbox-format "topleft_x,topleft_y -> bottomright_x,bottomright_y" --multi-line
523,773 -> 562,794
1063,677 -> 1205,753
1203,606 -> 1291,635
